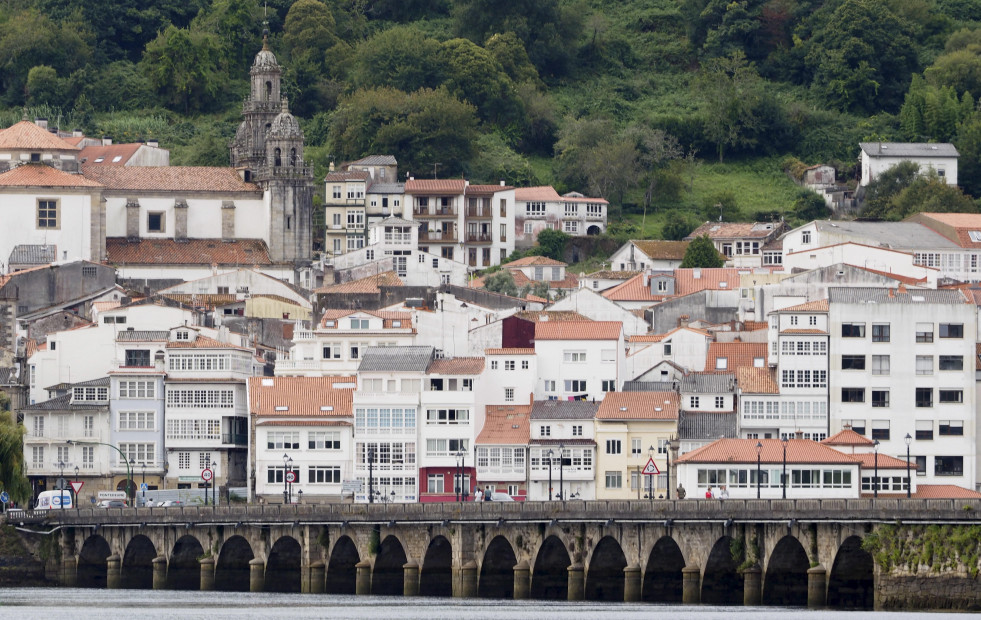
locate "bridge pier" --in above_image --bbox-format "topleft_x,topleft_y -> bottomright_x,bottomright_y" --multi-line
200,557 -> 215,591
249,558 -> 265,592
513,561 -> 530,599
567,563 -> 584,601
61,556 -> 77,587
743,566 -> 761,606
460,561 -> 478,598
403,561 -> 419,596
682,565 -> 701,604
807,565 -> 827,608
355,559 -> 371,595
152,556 -> 167,590
106,554 -> 121,589
624,565 -> 641,602
309,561 -> 325,594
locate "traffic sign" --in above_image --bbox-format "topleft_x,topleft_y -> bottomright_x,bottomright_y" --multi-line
0,491 -> 8,503
642,458 -> 660,475
70,481 -> 84,495
56,477 -> 67,490
201,468 -> 214,482
140,483 -> 148,491
285,471 -> 297,484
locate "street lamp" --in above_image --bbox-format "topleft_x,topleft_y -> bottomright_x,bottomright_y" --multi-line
55,460 -> 68,510
873,439 -> 880,499
67,440 -> 133,506
367,447 -> 375,504
73,465 -> 79,507
212,460 -> 218,506
282,453 -> 290,504
756,441 -> 763,499
647,445 -> 655,506
454,448 -> 467,502
141,462 -> 146,506
905,433 -> 912,499
287,456 -> 294,504
781,437 -> 789,499
558,442 -> 565,501
666,438 -> 673,500
546,449 -> 554,500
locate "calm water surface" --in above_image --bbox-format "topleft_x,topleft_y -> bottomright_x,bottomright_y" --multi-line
0,589 -> 967,620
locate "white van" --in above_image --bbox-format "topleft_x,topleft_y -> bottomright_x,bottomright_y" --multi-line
34,490 -> 73,510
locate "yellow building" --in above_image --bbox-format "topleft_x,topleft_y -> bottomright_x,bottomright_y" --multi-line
594,392 -> 679,500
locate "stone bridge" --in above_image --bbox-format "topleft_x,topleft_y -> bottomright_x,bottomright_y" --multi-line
14,498 -> 981,610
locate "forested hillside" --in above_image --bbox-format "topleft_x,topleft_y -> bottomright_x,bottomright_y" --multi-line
3,0 -> 981,238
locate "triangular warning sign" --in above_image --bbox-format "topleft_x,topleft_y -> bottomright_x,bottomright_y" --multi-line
642,458 -> 660,475
70,481 -> 84,495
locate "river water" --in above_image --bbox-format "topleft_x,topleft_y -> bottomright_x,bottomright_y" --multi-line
0,589 -> 966,620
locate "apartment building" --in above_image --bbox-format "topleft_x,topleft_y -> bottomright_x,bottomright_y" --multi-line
474,404 -> 531,499
514,186 -> 608,248
533,321 -> 624,401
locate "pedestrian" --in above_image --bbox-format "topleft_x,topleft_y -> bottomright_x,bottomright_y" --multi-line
474,488 -> 482,502
720,486 -> 729,500
677,484 -> 687,499
705,486 -> 713,499
484,486 -> 492,501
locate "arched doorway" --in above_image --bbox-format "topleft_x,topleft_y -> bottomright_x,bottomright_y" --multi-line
478,536 -> 517,599
167,535 -> 204,590
702,536 -> 743,605
78,534 -> 111,588
325,536 -> 359,594
763,535 -> 809,606
531,535 -> 571,600
827,535 -> 874,609
121,535 -> 156,589
643,536 -> 685,603
371,535 -> 407,596
585,536 -> 627,601
587,225 -> 602,236
265,536 -> 301,593
215,535 -> 254,592
420,536 -> 452,597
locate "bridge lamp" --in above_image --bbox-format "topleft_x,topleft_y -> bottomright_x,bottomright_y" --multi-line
55,460 -> 67,510
546,449 -> 554,501
212,460 -> 218,507
781,437 -> 789,499
873,440 -> 880,499
904,433 -> 912,499
756,441 -> 763,499
647,445 -> 655,506
558,442 -> 565,501
287,457 -> 294,504
74,466 -> 79,507
282,453 -> 290,504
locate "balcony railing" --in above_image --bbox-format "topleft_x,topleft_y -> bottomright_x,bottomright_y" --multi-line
384,233 -> 413,244
222,432 -> 248,446
466,207 -> 492,218
585,211 -> 605,219
414,207 -> 457,217
465,233 -> 492,244
419,230 -> 457,242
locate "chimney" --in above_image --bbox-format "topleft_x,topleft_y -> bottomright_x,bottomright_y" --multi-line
72,129 -> 83,138
678,314 -> 690,328
35,118 -> 47,129
221,201 -> 236,241
174,199 -> 188,241
125,198 -> 140,241
328,161 -> 335,172
500,180 -> 505,186
794,429 -> 804,439
147,139 -> 159,148
898,283 -> 907,294
693,268 -> 701,279
888,288 -> 895,298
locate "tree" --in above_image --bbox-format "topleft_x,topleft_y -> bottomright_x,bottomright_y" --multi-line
697,50 -> 764,161
469,133 -> 539,186
26,66 -> 67,108
885,173 -> 979,220
628,125 -> 683,229
189,0 -> 262,77
792,190 -> 831,222
861,160 -> 920,219
0,395 -> 30,504
483,270 -> 518,297
681,235 -> 725,268
141,25 -> 225,113
701,191 -> 741,221
536,228 -> 570,261
351,26 -> 444,92
521,280 -> 551,300
662,215 -> 699,241
955,115 -> 981,198
439,38 -> 523,126
283,0 -> 339,70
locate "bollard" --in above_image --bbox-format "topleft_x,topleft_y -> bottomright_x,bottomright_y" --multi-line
310,561 -> 325,594
249,558 -> 265,592
682,565 -> 701,604
403,560 -> 419,597
742,565 -> 762,606
807,565 -> 827,609
106,554 -> 121,589
152,556 -> 168,590
62,556 -> 78,588
200,557 -> 215,591
623,565 -> 641,602
355,559 -> 372,595
567,563 -> 585,601
512,560 -> 530,600
460,560 -> 478,598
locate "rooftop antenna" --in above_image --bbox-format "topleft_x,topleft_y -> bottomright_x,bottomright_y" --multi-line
261,2 -> 270,49
432,162 -> 442,179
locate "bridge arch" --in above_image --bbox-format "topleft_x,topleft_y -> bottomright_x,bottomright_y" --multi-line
167,535 -> 204,590
420,535 -> 452,597
325,535 -> 360,594
585,536 -> 627,601
701,535 -> 743,605
643,536 -> 685,603
215,535 -> 255,592
121,534 -> 156,589
478,535 -> 517,599
265,535 -> 301,592
78,534 -> 111,588
827,535 -> 874,609
372,535 -> 407,596
531,535 -> 571,600
763,535 -> 809,606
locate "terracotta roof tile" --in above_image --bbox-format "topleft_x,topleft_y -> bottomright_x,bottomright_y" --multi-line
778,299 -> 829,313
913,212 -> 981,248
851,452 -> 910,470
596,391 -> 678,420
0,121 -> 80,150
736,367 -> 779,394
79,144 -> 143,165
506,256 -> 567,267
0,164 -> 102,188
404,179 -> 466,194
514,186 -> 561,201
507,268 -> 578,290
602,273 -> 666,302
910,484 -> 981,499
525,294 -> 548,303
106,238 -> 273,266
513,311 -> 589,322
166,334 -> 250,351
821,429 -> 875,446
677,438 -> 859,465
324,170 -> 370,183
535,320 -> 621,341
318,308 -> 413,328
627,327 -> 712,343
315,271 -> 404,294
688,221 -> 780,240
426,357 -> 485,375
92,301 -> 121,313
475,406 -> 532,444
630,240 -> 690,260
82,166 -> 260,193
742,321 -> 768,331
485,348 -> 536,355
467,183 -> 513,194
674,268 -> 742,295
704,342 -> 767,372
248,376 -> 356,417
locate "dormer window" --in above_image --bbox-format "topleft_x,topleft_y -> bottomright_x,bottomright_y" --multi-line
716,357 -> 728,370
176,331 -> 190,341
350,318 -> 369,329
392,320 -> 401,327
324,320 -> 336,327
30,153 -> 40,162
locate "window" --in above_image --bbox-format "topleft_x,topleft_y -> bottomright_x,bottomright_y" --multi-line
125,349 -> 150,367
715,357 -> 728,370
841,323 -> 865,338
939,420 -> 964,436
37,199 -> 58,229
843,419 -> 866,435
939,356 -> 963,371
540,425 -> 551,437
266,432 -> 300,450
916,355 -> 933,375
119,411 -> 155,430
524,222 -> 533,234
871,355 -> 890,376
801,231 -> 811,244
427,474 -> 445,494
322,346 -> 340,359
841,355 -> 866,370
504,360 -> 515,371
350,318 -> 369,329
563,351 -> 586,363
31,446 -> 44,468
715,396 -> 725,408
544,380 -> 556,392
631,438 -> 642,456
572,425 -> 583,437
916,323 -> 933,343
939,389 -> 963,403
309,466 -> 341,484
871,420 -> 890,441
871,390 -> 889,408
426,438 -> 468,456
491,361 -> 498,370
602,380 -> 616,392
915,388 -> 933,408
526,202 -> 545,216
564,380 -> 586,392
427,409 -> 470,424
521,360 -> 529,370
166,389 -> 234,408
605,471 -> 622,489
606,439 -> 622,455
841,388 -> 864,403
120,443 -> 155,465
504,388 -> 514,402
82,446 -> 94,469
871,324 -> 890,342
915,421 -> 933,441
809,316 -> 817,326
83,415 -> 94,438
166,419 -> 220,440
935,456 -> 963,476
690,396 -> 700,409
309,432 -> 341,450
939,323 -> 964,339
147,212 -> 165,232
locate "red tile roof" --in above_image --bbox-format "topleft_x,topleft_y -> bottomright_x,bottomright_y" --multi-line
602,273 -> 666,302
910,484 -> 981,499
82,166 -> 260,193
514,186 -> 561,201
0,164 -> 102,188
535,320 -> 621,341
627,327 -> 712,343
427,357 -> 485,375
248,376 -> 356,417
911,212 -> 981,248
677,438 -> 859,465
485,348 -> 536,355
630,240 -> 690,260
404,179 -> 466,194
166,334 -> 250,351
476,405 -> 532,444
525,294 -> 549,303
688,221 -> 779,240
736,367 -> 779,394
585,270 -> 642,280
319,308 -> 413,328
79,144 -> 143,165
106,238 -> 273,265
314,271 -> 403,294
596,391 -> 679,420
675,268 -> 742,295
704,342 -> 767,372
850,452 -> 910,470
513,311 -> 590,322
778,299 -> 829,313
0,121 -> 80,151
324,170 -> 370,183
467,183 -> 513,194
742,321 -> 768,331
821,429 -> 875,446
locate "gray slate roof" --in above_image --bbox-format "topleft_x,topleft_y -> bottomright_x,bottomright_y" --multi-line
359,346 -> 434,372
350,155 -> 398,167
860,142 -> 959,158
828,287 -> 966,305
623,380 -> 677,392
531,400 -> 599,420
680,373 -> 736,394
811,221 -> 959,250
20,393 -> 107,411
116,330 -> 169,342
370,216 -> 415,228
72,376 -> 110,387
678,411 -> 737,440
8,245 -> 56,265
367,183 -> 405,194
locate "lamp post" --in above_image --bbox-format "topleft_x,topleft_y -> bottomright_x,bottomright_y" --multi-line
904,433 -> 912,499
212,460 -> 218,506
67,440 -> 132,506
55,460 -> 68,510
455,448 -> 467,502
282,453 -> 289,504
781,437 -> 789,499
367,447 -> 375,504
756,441 -> 763,499
141,462 -> 146,506
73,465 -> 79,507
546,449 -> 553,500
873,439 -> 880,499
558,442 -> 565,501
666,438 -> 673,500
647,445 -> 655,506
287,456 -> 294,504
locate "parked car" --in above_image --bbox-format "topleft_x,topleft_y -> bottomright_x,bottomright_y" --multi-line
156,500 -> 183,507
489,492 -> 515,502
97,499 -> 127,508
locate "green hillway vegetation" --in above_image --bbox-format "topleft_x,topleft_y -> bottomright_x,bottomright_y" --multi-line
3,0 -> 981,252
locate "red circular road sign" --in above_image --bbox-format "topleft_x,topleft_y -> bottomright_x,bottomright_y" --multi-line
285,471 -> 297,483
201,468 -> 214,482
